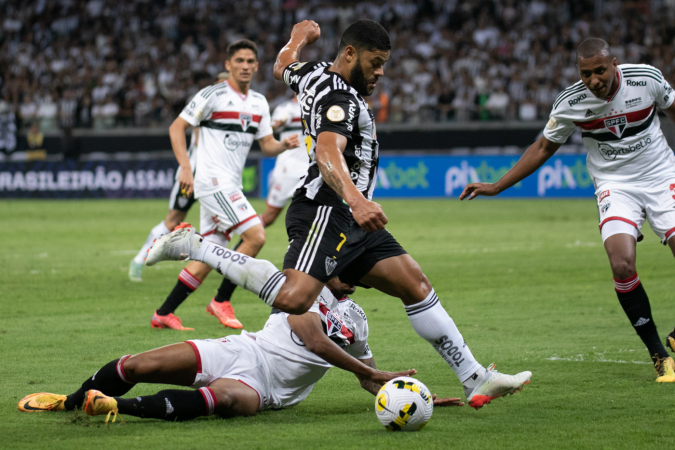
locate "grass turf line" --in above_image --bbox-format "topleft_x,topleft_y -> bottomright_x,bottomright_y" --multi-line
0,198 -> 673,449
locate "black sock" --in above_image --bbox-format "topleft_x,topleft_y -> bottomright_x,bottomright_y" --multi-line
214,240 -> 242,303
63,357 -> 136,410
116,388 -> 212,421
615,275 -> 669,363
157,272 -> 199,316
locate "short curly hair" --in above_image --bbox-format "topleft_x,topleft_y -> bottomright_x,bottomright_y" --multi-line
338,20 -> 391,54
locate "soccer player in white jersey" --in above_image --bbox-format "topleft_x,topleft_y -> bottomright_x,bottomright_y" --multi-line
149,40 -> 299,331
461,38 -> 675,382
18,278 -> 463,421
128,72 -> 227,283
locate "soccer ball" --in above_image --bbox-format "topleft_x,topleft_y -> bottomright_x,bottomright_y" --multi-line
375,376 -> 433,431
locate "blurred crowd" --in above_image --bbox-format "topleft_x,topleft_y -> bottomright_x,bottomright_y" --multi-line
2,0 -> 675,137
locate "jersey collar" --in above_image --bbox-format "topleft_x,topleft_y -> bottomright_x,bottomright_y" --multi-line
227,79 -> 249,101
605,69 -> 622,103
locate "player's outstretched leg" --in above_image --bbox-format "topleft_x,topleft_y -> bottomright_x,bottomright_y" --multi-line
129,220 -> 171,282
147,225 -> 288,307
361,254 -> 531,410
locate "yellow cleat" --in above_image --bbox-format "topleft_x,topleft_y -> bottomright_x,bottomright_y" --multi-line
655,356 -> 675,383
18,393 -> 67,412
83,390 -> 120,423
667,331 -> 675,353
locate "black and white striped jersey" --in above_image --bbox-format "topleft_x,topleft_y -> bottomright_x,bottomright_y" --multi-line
282,61 -> 379,207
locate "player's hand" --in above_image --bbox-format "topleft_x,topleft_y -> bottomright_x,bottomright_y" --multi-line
459,182 -> 500,201
284,134 -> 300,149
291,20 -> 320,45
368,368 -> 417,385
352,199 -> 388,232
179,168 -> 194,197
432,394 -> 464,407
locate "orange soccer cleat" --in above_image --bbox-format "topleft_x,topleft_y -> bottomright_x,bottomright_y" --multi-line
83,390 -> 120,424
18,393 -> 67,412
151,311 -> 194,330
206,298 -> 243,329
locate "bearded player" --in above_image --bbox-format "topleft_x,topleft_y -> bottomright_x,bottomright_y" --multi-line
461,38 -> 675,382
18,278 -> 463,422
143,19 -> 532,411
149,39 -> 299,331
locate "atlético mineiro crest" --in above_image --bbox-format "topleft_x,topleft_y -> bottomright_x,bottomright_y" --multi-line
239,113 -> 253,131
604,116 -> 627,138
325,256 -> 337,276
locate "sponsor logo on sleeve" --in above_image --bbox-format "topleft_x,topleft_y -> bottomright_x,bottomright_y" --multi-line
568,93 -> 587,106
627,80 -> 646,87
546,116 -> 558,129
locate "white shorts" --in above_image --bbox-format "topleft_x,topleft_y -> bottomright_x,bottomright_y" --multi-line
266,164 -> 305,208
199,189 -> 261,244
187,335 -> 274,411
596,179 -> 675,244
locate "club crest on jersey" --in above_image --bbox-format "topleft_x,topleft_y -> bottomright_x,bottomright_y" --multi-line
604,116 -> 627,138
325,256 -> 337,276
239,113 -> 253,131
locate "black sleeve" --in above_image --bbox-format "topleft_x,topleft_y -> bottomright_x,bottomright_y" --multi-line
316,90 -> 353,139
282,61 -> 319,93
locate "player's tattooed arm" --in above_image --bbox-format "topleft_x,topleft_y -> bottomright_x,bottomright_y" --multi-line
316,131 -> 388,231
273,20 -> 320,80
460,135 -> 561,200
287,313 -> 415,384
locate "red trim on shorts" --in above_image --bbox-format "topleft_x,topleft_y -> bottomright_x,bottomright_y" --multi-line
599,216 -> 638,230
665,227 -> 675,241
201,230 -> 217,237
185,341 -> 202,374
237,379 -> 262,410
224,214 -> 259,241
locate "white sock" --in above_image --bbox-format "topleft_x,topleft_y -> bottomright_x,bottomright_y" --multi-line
133,221 -> 171,264
405,289 -> 483,383
195,241 -> 286,306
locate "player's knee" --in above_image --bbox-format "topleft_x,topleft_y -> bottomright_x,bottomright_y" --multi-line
211,390 -> 256,417
122,355 -> 161,381
243,228 -> 266,252
610,257 -> 635,280
274,292 -> 313,315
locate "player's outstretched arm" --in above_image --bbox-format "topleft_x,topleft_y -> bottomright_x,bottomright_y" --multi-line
258,133 -> 300,157
273,20 -> 320,80
169,116 -> 194,196
459,135 -> 561,201
287,313 -> 415,384
316,131 -> 388,231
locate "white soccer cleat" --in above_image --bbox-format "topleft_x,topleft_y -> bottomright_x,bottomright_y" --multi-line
145,223 -> 202,266
466,364 -> 531,410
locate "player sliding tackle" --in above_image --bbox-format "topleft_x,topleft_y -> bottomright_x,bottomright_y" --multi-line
19,278 -> 463,421
143,18 -> 532,410
460,38 -> 675,382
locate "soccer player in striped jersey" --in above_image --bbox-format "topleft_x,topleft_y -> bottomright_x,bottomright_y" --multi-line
149,39 -> 299,331
461,38 -> 675,382
144,20 -> 532,411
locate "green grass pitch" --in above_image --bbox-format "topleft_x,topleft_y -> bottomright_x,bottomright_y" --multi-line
1,198 -> 674,449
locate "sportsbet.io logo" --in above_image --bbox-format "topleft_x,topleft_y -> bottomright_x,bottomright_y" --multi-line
598,137 -> 651,161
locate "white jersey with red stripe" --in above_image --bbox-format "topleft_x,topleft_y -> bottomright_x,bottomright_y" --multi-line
271,99 -> 307,168
179,80 -> 273,198
249,287 -> 372,408
543,64 -> 675,188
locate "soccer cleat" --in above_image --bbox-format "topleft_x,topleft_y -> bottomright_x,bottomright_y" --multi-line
666,329 -> 675,353
128,260 -> 143,282
145,223 -> 202,266
18,393 -> 67,412
83,390 -> 120,423
206,298 -> 243,329
466,364 -> 532,410
654,356 -> 675,382
151,311 -> 194,330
